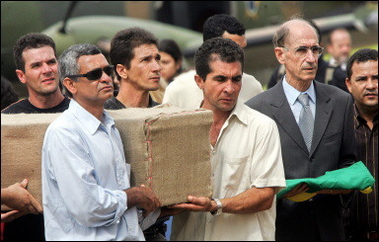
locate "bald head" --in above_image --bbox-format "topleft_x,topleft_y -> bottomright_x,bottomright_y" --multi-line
327,28 -> 352,64
273,19 -> 319,48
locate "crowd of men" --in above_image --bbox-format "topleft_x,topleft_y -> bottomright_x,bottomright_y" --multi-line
1,13 -> 377,242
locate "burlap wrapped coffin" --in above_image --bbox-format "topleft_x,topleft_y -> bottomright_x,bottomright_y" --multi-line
1,113 -> 61,211
108,106 -> 213,206
1,105 -> 213,209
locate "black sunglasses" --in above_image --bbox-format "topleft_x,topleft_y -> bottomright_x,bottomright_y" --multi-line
66,65 -> 114,81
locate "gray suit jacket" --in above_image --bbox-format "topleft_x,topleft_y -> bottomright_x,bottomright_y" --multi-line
245,80 -> 356,240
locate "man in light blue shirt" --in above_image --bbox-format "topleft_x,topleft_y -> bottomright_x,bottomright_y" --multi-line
41,43 -> 162,240
282,75 -> 316,123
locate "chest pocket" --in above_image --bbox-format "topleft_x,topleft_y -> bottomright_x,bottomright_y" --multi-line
217,154 -> 251,197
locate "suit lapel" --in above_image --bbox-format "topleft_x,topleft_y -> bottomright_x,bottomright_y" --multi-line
271,83 -> 309,155
310,82 -> 332,155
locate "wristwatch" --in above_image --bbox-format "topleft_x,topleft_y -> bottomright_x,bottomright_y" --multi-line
210,198 -> 223,216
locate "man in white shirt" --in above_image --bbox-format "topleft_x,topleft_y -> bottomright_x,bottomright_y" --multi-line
169,37 -> 286,241
41,43 -> 161,240
163,14 -> 263,109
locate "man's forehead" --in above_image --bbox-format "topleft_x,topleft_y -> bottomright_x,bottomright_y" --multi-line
22,46 -> 55,59
78,54 -> 108,70
209,60 -> 242,75
133,44 -> 159,56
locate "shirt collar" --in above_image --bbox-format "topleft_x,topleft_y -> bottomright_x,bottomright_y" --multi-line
282,75 -> 316,105
228,100 -> 249,126
353,103 -> 379,128
198,100 -> 248,127
70,99 -> 115,135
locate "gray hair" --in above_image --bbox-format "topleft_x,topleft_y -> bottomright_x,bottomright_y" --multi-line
58,43 -> 102,83
58,43 -> 102,97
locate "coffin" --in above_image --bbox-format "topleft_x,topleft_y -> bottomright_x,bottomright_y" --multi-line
1,105 -> 213,210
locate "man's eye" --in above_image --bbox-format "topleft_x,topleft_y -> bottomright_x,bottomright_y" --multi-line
296,48 -> 307,54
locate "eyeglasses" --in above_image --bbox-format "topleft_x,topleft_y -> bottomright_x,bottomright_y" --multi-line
66,65 -> 114,81
281,46 -> 324,58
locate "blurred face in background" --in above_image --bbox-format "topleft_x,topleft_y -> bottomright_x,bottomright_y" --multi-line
159,51 -> 181,83
327,29 -> 352,64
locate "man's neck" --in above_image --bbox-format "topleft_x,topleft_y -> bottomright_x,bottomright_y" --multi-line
203,104 -> 231,147
28,90 -> 65,109
116,85 -> 150,108
356,103 -> 378,130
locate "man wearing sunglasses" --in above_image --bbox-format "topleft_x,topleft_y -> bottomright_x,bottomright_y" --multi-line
41,43 -> 162,240
245,18 -> 357,240
2,33 -> 70,242
104,27 -> 161,110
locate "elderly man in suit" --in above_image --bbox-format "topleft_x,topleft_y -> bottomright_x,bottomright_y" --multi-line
245,18 -> 357,241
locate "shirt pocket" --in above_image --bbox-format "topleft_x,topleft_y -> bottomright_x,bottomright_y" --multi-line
219,154 -> 251,198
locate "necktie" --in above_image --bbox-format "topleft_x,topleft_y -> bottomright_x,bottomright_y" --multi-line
298,93 -> 314,151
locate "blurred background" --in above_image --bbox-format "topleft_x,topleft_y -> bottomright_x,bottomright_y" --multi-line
2,1 -> 378,97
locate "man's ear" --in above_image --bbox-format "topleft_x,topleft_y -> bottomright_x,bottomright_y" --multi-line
15,69 -> 26,84
116,64 -> 128,79
63,78 -> 78,96
274,47 -> 285,65
345,78 -> 352,94
194,74 -> 204,89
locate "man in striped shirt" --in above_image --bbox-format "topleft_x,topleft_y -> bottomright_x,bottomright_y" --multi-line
345,48 -> 378,241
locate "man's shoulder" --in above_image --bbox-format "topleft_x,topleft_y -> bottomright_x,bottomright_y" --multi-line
242,103 -> 274,120
314,80 -> 351,99
104,97 -> 125,110
245,87 -> 276,106
167,70 -> 197,89
1,99 -> 31,114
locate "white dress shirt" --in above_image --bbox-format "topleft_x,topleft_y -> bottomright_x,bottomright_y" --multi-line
171,101 -> 286,241
42,99 -> 159,241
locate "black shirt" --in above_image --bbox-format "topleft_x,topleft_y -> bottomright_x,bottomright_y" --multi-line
104,96 -> 160,109
1,97 -> 70,114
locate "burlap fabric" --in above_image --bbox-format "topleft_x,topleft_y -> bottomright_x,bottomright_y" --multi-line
1,113 -> 60,211
1,105 -> 213,210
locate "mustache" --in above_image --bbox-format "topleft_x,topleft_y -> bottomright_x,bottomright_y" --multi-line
302,64 -> 317,69
363,90 -> 378,96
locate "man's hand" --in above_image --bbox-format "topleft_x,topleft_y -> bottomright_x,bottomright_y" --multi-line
282,183 -> 309,198
1,179 -> 43,222
169,195 -> 215,212
125,184 -> 161,217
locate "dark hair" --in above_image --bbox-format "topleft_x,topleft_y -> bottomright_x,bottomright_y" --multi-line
195,37 -> 244,80
1,76 -> 19,110
110,27 -> 158,80
13,33 -> 56,72
58,43 -> 102,97
203,14 -> 245,42
158,39 -> 183,74
346,48 -> 378,79
159,39 -> 182,63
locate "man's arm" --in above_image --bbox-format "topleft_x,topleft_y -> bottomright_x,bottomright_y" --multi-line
170,186 -> 276,214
